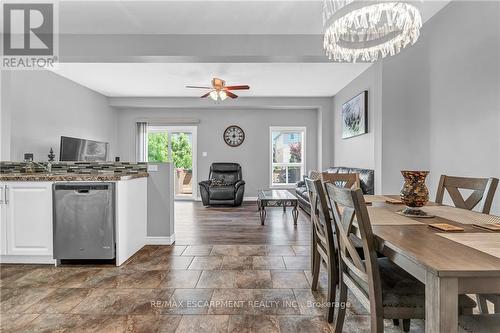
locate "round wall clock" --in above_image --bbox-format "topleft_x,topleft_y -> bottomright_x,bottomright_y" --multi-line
223,125 -> 245,147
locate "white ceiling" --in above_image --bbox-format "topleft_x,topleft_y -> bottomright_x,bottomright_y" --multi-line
59,1 -> 324,35
59,0 -> 449,35
52,63 -> 372,97
51,1 -> 451,97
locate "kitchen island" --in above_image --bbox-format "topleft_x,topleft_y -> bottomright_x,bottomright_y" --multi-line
0,170 -> 148,266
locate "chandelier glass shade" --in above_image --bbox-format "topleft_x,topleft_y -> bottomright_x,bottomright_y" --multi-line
323,0 -> 422,62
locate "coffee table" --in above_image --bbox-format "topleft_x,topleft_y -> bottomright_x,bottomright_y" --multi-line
257,190 -> 299,226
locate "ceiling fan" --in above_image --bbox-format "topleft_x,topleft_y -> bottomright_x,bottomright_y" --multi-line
186,78 -> 250,101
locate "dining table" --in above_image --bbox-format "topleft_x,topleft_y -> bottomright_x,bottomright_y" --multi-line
363,195 -> 500,333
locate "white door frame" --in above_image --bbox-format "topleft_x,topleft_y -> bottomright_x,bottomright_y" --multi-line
148,125 -> 197,201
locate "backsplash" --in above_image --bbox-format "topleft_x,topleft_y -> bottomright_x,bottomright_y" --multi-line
0,162 -> 147,175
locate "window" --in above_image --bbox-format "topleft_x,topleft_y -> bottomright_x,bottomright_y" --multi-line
146,125 -> 197,200
270,127 -> 306,187
147,131 -> 169,162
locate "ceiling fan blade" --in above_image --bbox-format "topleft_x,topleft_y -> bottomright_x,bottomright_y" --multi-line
226,91 -> 238,98
186,85 -> 212,89
200,92 -> 211,98
225,85 -> 250,90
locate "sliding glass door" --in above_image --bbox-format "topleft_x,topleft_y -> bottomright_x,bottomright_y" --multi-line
148,126 -> 197,200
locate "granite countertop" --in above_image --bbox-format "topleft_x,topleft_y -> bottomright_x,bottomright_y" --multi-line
0,172 -> 149,182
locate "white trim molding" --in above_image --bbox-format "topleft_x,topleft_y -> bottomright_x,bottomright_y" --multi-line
146,235 -> 176,245
137,117 -> 200,125
0,255 -> 56,265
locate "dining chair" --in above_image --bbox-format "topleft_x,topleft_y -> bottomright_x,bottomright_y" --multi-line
305,178 -> 338,323
435,175 -> 499,214
308,170 -> 322,181
459,314 -> 500,332
325,184 -> 426,332
477,294 -> 499,314
321,172 -> 360,189
436,175 -> 500,314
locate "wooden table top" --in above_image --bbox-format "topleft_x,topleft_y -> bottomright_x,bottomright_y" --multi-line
364,196 -> 500,278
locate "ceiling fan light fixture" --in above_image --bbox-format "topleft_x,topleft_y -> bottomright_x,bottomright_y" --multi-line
219,90 -> 228,100
187,78 -> 249,100
209,90 -> 219,101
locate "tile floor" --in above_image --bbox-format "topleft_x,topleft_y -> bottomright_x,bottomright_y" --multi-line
0,245 -> 425,332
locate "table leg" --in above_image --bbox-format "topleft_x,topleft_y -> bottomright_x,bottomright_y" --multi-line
283,205 -> 286,212
260,206 -> 266,225
292,204 -> 299,227
425,271 -> 458,333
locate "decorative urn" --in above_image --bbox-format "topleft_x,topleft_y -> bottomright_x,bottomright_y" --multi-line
399,170 -> 430,217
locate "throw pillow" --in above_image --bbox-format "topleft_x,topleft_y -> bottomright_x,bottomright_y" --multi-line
210,178 -> 225,186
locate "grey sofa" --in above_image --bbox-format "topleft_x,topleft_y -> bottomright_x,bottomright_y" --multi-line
296,167 -> 375,214
199,163 -> 245,206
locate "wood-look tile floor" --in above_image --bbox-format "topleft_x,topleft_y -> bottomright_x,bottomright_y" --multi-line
0,203 -> 426,332
174,202 -> 311,245
0,245 -> 426,332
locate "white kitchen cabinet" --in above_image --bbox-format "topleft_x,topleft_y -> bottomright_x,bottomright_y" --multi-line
0,184 -> 6,255
115,177 -> 148,266
0,177 -> 148,265
1,182 -> 53,257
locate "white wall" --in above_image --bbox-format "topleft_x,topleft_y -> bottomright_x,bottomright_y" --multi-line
0,71 -> 12,160
332,1 -> 500,213
1,70 -> 117,161
380,1 -> 500,214
110,96 -> 333,169
425,1 -> 500,213
380,32 -> 431,194
332,63 -> 381,171
116,106 -> 319,197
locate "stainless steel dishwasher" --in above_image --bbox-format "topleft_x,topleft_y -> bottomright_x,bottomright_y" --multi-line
53,183 -> 115,261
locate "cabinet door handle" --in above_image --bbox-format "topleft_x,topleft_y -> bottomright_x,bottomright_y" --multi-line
4,185 -> 8,205
0,185 -> 3,204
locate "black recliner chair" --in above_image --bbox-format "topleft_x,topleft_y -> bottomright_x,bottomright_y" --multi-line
199,163 -> 245,206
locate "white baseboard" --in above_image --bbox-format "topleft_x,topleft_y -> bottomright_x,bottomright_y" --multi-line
145,235 -> 175,245
0,255 -> 56,265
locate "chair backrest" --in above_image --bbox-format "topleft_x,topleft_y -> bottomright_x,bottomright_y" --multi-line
325,167 -> 375,195
325,183 -> 383,318
435,175 -> 499,214
305,178 -> 336,259
209,163 -> 242,184
308,170 -> 322,181
321,172 -> 360,190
